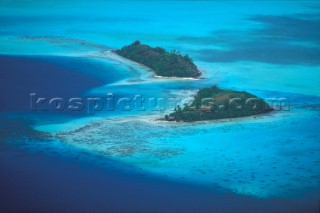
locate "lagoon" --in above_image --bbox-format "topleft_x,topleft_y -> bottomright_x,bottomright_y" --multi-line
0,1 -> 319,212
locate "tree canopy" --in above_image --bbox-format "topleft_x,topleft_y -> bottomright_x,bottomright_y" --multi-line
114,41 -> 201,78
165,86 -> 273,122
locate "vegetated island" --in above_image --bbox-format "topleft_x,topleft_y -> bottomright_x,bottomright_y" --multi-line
164,86 -> 273,122
113,41 -> 201,78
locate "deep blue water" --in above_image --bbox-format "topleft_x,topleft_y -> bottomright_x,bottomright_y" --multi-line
0,56 -> 99,112
2,144 -> 318,213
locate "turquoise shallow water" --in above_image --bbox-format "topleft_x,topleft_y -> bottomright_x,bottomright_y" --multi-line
1,0 -> 320,206
35,91 -> 320,198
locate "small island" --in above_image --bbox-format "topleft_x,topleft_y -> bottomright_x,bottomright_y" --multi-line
114,41 -> 201,78
165,86 -> 273,122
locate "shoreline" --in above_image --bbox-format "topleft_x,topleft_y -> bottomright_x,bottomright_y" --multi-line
96,50 -> 155,74
100,50 -> 205,81
153,74 -> 202,80
152,109 -> 295,126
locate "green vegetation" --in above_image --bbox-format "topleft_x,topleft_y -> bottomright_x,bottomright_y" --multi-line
114,41 -> 201,78
165,86 -> 273,122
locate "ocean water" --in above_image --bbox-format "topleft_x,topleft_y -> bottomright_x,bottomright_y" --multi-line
1,0 -> 320,212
